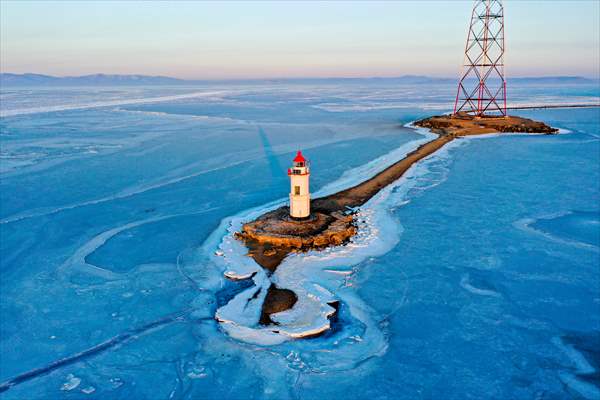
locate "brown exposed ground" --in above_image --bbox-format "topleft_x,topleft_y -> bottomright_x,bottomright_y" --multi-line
259,285 -> 297,325
235,208 -> 356,259
310,134 -> 456,213
234,113 -> 557,325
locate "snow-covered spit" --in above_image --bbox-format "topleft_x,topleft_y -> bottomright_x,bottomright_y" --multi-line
209,124 -> 442,350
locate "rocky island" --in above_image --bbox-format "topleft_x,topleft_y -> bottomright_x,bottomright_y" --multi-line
232,113 -> 558,327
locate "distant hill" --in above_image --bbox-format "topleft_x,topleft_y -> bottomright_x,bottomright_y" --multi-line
0,73 -> 456,86
0,73 -> 597,87
0,73 -> 186,86
269,75 -> 456,84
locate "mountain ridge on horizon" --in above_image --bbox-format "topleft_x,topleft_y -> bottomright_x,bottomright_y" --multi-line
1,72 -> 597,86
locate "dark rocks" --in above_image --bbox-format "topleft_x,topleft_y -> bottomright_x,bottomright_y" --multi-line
237,210 -> 356,253
259,285 -> 298,325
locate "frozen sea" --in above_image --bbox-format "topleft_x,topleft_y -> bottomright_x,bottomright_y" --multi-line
0,80 -> 599,399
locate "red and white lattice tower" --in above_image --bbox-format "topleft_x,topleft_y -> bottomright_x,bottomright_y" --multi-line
453,0 -> 507,117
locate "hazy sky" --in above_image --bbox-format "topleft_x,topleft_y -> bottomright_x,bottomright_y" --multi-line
1,1 -> 599,79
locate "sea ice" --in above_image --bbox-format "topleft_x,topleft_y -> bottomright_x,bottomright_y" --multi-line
1,83 -> 598,399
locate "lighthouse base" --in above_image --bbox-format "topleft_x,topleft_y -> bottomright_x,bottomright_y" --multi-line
288,214 -> 314,222
235,208 -> 356,255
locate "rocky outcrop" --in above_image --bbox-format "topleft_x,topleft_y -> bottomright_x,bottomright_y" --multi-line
235,208 -> 356,252
260,285 -> 298,325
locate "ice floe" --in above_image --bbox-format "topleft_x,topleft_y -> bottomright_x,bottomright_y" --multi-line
553,336 -> 600,400
514,212 -> 600,253
60,374 -> 81,391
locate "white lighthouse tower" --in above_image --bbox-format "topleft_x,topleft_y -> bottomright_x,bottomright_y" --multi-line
288,151 -> 310,219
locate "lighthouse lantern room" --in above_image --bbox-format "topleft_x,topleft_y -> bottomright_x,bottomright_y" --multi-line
288,151 -> 310,219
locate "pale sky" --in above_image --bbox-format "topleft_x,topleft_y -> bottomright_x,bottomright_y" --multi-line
1,1 -> 599,79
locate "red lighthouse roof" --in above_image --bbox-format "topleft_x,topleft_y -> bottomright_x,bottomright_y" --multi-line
293,151 -> 306,163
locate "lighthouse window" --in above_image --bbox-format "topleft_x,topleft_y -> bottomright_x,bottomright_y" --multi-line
294,186 -> 300,195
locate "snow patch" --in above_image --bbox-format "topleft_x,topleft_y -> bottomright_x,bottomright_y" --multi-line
460,274 -> 501,297
60,374 -> 81,391
81,386 -> 96,395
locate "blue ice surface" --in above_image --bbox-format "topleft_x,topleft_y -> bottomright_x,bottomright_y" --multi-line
0,81 -> 599,399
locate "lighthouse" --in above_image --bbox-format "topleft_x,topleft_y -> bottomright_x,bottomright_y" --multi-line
288,151 -> 310,219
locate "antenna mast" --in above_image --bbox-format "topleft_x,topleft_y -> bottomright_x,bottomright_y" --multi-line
453,0 -> 507,116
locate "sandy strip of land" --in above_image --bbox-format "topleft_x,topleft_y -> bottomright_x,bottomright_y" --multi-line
312,134 -> 455,213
